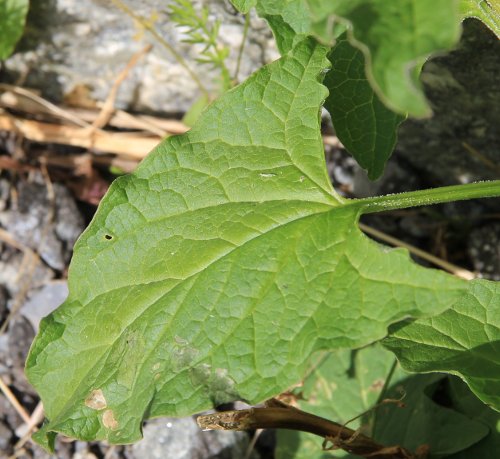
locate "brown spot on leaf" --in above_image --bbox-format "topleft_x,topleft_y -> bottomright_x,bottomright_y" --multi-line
369,379 -> 385,392
103,409 -> 119,430
85,389 -> 107,410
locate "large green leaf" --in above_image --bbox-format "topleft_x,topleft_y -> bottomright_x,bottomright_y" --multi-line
460,0 -> 500,37
324,35 -> 405,180
0,0 -> 29,60
26,39 -> 468,449
383,279 -> 500,411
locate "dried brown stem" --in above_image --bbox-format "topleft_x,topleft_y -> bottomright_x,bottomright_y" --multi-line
359,223 -> 475,280
0,84 -> 90,128
91,44 -> 153,130
197,403 -> 419,459
0,114 -> 160,158
0,376 -> 31,425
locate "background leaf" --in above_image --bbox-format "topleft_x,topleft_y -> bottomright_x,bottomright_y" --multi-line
373,375 -> 490,456
254,0 -> 462,117
447,377 -> 500,458
306,0 -> 463,116
324,34 -> 405,180
383,279 -> 500,412
26,39 -> 468,448
0,0 -> 29,60
276,344 -> 407,459
460,0 -> 500,37
277,347 -> 491,458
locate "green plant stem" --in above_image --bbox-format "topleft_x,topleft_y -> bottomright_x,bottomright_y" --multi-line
233,13 -> 250,82
354,180 -> 500,214
111,0 -> 210,99
370,358 -> 398,432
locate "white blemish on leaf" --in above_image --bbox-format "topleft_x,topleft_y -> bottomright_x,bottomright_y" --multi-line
259,173 -> 276,178
102,409 -> 119,430
152,362 -> 161,371
174,335 -> 188,345
84,389 -> 107,410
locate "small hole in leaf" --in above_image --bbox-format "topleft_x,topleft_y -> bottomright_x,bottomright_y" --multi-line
104,234 -> 113,241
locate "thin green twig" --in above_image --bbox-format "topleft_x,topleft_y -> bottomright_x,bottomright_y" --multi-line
233,13 -> 250,83
370,358 -> 399,432
353,180 -> 500,214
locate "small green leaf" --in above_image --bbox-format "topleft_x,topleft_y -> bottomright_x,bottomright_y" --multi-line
0,0 -> 29,60
254,0 -> 345,54
324,34 -> 405,180
26,38 -> 468,448
383,279 -> 500,411
254,1 -> 309,54
460,0 -> 500,37
374,375 -> 490,456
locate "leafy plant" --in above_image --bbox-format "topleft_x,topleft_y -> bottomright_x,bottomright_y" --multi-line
26,0 -> 500,456
169,0 -> 232,92
0,0 -> 29,60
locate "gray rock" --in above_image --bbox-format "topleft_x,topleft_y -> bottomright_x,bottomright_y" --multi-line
20,281 -> 68,332
0,285 -> 8,323
128,416 -> 255,459
0,391 -> 22,449
72,452 -> 98,459
0,180 -> 63,270
468,223 -> 500,280
0,249 -> 55,297
54,184 -> 84,250
0,178 -> 9,212
31,443 -> 62,459
5,0 -> 276,114
6,316 -> 36,394
0,420 -> 12,456
0,177 -> 84,271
